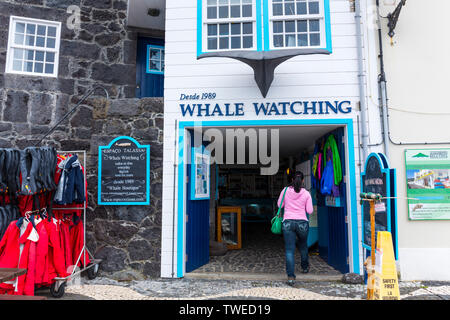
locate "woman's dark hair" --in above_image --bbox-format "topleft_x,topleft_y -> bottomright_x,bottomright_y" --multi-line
290,170 -> 304,193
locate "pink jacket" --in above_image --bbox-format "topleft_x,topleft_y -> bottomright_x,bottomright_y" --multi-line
277,186 -> 314,221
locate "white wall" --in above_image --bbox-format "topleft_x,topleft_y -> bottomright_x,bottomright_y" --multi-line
378,0 -> 450,280
161,0 -> 381,277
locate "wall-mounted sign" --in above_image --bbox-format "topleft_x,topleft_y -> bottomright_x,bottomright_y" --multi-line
405,149 -> 450,220
190,146 -> 210,200
361,153 -> 397,258
98,136 -> 150,205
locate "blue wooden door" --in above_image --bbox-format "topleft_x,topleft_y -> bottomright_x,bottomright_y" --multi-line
136,37 -> 164,98
326,127 -> 349,274
185,132 -> 210,273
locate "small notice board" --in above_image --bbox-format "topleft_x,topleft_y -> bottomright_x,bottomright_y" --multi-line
98,136 -> 150,205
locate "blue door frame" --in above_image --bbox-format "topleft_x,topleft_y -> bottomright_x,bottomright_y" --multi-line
136,37 -> 164,98
176,119 -> 360,277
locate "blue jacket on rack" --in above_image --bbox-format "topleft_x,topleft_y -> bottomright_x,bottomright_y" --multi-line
54,155 -> 85,205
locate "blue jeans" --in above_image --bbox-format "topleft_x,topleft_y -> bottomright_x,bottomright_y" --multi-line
282,219 -> 309,278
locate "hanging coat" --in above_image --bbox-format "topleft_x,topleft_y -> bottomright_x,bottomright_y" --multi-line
70,218 -> 90,268
34,218 -> 49,285
44,218 -> 68,283
323,134 -> 342,186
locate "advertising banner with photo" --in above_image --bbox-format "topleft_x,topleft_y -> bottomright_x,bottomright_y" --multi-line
405,149 -> 450,220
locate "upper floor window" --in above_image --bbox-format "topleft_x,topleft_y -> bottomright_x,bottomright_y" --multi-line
268,0 -> 326,49
5,16 -> 61,77
198,0 -> 331,55
147,45 -> 165,74
203,0 -> 257,51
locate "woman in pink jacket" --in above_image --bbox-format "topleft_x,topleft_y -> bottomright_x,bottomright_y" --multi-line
277,170 -> 314,285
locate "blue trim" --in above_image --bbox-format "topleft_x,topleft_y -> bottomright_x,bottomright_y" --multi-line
324,0 -> 332,53
146,45 -> 165,74
176,118 -> 360,276
190,145 -> 211,200
197,0 -> 203,56
263,0 -> 270,51
98,136 -> 151,206
256,0 -> 263,51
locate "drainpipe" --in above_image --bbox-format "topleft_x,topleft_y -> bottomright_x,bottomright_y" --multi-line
355,0 -> 370,162
376,0 -> 390,158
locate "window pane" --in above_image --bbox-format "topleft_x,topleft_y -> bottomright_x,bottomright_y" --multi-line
273,35 -> 283,47
297,1 -> 307,14
285,34 -> 296,47
309,1 -> 319,14
219,0 -> 228,4
231,0 -> 240,4
242,0 -> 252,3
12,60 -> 23,71
26,50 -> 34,60
230,5 -> 240,18
36,36 -> 45,47
26,24 -> 36,35
150,60 -> 160,71
231,23 -> 241,35
14,33 -> 24,45
46,37 -> 56,48
219,23 -> 229,35
242,5 -> 252,17
297,20 -> 307,32
46,51 -> 55,62
243,22 -> 252,34
219,6 -> 229,18
310,33 -> 320,46
285,2 -> 295,15
231,36 -> 241,49
273,21 -> 283,33
150,49 -> 161,60
37,25 -> 46,36
309,19 -> 320,32
35,51 -> 45,61
47,26 -> 57,37
207,7 -> 217,19
207,0 -> 217,5
285,20 -> 295,33
25,61 -> 34,72
26,35 -> 35,46
13,48 -> 24,59
34,62 -> 43,73
219,37 -> 229,49
298,34 -> 308,46
15,22 -> 25,34
208,24 -> 218,36
273,3 -> 283,16
208,37 -> 218,50
243,36 -> 252,48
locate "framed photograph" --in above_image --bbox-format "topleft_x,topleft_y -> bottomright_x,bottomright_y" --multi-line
217,206 -> 242,250
190,146 -> 210,200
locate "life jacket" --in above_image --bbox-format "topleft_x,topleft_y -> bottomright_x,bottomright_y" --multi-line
320,159 -> 334,195
4,149 -> 20,203
0,150 -> 7,194
19,148 -> 41,195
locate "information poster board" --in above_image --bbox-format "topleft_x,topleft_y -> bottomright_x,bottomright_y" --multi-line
405,149 -> 450,220
190,146 -> 210,200
98,136 -> 150,205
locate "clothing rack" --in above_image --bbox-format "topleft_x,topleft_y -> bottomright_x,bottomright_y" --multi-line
49,150 -> 101,298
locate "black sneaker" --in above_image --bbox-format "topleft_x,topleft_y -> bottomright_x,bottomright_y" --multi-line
302,267 -> 310,274
287,276 -> 295,286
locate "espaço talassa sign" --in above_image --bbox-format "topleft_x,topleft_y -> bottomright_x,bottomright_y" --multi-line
98,136 -> 150,205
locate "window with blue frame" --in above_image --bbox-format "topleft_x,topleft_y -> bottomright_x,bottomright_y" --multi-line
203,0 -> 258,51
146,45 -> 165,74
198,0 -> 331,54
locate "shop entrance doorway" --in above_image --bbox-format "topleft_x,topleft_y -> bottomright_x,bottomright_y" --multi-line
178,119 -> 360,278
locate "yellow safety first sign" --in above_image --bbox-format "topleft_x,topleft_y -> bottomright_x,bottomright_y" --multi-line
372,231 -> 400,300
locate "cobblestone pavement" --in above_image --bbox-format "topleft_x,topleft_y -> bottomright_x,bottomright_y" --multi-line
194,223 -> 341,275
35,276 -> 450,300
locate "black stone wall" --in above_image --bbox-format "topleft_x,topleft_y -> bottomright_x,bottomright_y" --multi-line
0,1 -> 163,279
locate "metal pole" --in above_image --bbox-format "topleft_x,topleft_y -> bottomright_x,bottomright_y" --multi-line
171,120 -> 178,278
367,199 -> 376,300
